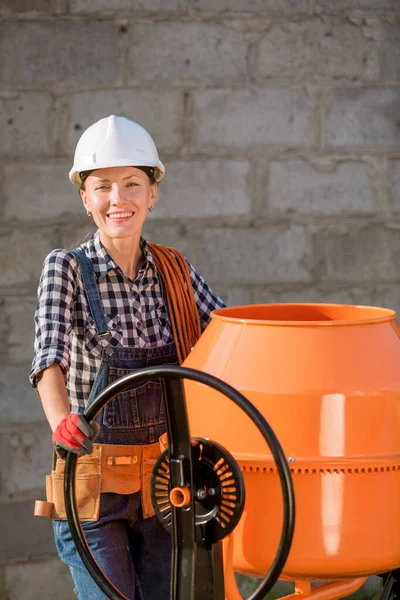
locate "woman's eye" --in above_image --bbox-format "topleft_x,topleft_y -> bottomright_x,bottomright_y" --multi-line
126,182 -> 138,188
95,185 -> 110,190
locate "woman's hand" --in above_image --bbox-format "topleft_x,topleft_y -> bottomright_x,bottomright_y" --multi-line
52,413 -> 100,459
37,364 -> 99,458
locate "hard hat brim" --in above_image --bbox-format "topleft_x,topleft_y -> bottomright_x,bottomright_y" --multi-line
69,159 -> 165,186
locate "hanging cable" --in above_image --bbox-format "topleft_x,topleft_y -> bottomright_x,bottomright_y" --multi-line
147,242 -> 202,364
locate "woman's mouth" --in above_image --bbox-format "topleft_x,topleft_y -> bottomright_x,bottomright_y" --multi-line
107,211 -> 134,221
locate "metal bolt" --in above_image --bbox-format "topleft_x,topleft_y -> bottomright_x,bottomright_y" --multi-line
208,488 -> 217,496
196,489 -> 207,500
288,456 -> 295,462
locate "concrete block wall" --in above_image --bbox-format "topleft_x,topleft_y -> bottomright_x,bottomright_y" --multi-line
0,1 -> 399,598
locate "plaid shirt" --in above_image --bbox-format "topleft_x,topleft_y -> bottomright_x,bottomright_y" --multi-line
30,231 -> 225,412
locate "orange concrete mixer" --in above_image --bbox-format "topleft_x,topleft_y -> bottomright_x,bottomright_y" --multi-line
183,303 -> 400,599
61,302 -> 400,600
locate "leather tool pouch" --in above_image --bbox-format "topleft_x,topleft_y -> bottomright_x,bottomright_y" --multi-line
45,446 -> 102,521
34,442 -> 160,521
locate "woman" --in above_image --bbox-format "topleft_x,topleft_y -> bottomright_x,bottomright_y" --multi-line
30,115 -> 225,599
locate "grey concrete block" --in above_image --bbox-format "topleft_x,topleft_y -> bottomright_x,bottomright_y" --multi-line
324,88 -> 400,149
251,283 -> 400,314
3,164 -> 81,224
71,0 -> 181,11
250,284 -> 351,305
0,423 -> 52,495
59,224 -> 97,251
316,0 -> 400,10
0,230 -> 57,288
389,160 -> 400,212
66,89 -> 184,156
193,226 -> 313,283
3,559 -> 74,600
206,284 -> 253,307
0,93 -> 54,158
0,22 -> 121,86
378,22 -> 400,81
141,223 -> 196,258
192,0 -> 313,12
0,295 -> 37,364
0,500 -> 55,560
0,364 -> 45,423
256,18 -> 378,81
0,0 -> 60,14
126,23 -> 249,83
267,160 -> 375,215
193,88 -> 311,150
156,160 -> 251,218
368,283 -> 400,315
315,224 -> 400,281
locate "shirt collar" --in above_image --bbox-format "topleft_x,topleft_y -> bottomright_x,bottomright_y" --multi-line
84,230 -> 157,278
140,237 -> 157,270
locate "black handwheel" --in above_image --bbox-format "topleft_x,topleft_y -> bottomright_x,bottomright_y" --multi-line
64,365 -> 295,600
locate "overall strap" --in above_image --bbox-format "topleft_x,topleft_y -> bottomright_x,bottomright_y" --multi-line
69,248 -> 111,340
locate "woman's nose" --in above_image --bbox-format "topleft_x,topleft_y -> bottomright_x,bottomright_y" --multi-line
109,185 -> 125,204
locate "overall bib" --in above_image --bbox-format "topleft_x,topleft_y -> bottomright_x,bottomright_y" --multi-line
53,249 -> 178,600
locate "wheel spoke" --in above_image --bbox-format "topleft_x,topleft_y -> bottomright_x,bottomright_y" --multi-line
162,376 -> 196,600
162,377 -> 191,457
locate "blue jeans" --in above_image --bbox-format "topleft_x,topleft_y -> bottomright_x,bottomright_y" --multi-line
54,492 -> 171,599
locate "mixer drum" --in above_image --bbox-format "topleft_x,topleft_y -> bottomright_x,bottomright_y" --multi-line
183,304 -> 400,579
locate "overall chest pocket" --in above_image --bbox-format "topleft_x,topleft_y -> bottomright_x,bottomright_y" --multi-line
85,314 -> 123,354
103,367 -> 165,430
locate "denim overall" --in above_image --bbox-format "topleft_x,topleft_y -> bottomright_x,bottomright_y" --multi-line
53,248 -> 177,600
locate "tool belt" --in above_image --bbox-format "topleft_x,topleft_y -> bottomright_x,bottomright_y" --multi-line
34,441 -> 161,522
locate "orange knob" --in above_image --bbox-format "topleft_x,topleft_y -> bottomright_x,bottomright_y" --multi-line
169,486 -> 191,507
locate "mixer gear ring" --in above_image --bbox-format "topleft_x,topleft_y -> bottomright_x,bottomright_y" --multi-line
151,438 -> 245,546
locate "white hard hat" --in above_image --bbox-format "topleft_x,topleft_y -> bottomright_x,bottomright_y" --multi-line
69,115 -> 165,186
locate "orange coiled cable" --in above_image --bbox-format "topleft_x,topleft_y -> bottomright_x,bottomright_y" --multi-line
147,242 -> 202,364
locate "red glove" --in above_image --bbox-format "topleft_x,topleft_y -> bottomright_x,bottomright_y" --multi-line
52,413 -> 100,459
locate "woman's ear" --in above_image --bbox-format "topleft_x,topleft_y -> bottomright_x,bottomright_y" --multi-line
150,183 -> 159,206
80,188 -> 89,212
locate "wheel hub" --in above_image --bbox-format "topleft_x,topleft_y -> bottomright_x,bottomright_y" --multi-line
151,438 -> 245,546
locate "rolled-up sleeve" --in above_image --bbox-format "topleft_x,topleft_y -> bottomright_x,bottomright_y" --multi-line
186,261 -> 225,330
30,249 -> 76,390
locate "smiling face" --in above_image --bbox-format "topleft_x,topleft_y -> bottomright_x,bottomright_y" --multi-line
80,166 -> 158,245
